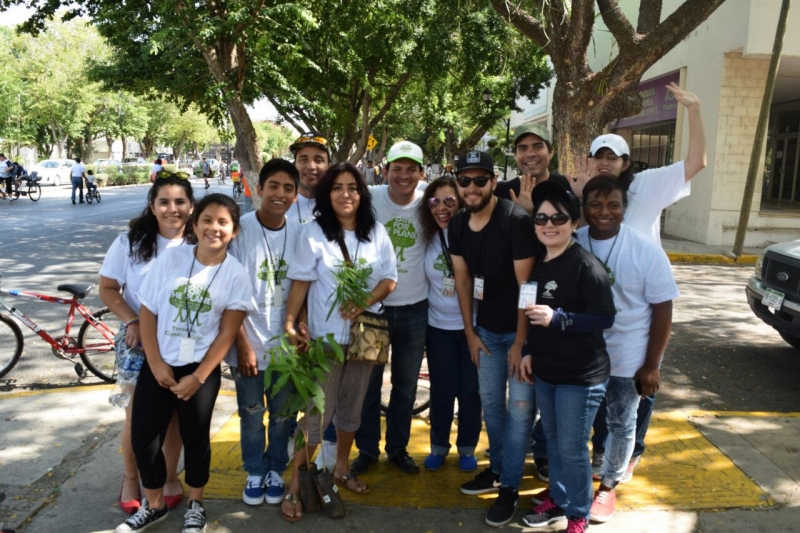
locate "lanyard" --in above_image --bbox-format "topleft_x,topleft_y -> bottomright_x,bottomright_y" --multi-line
256,212 -> 288,285
184,249 -> 225,338
589,231 -> 620,270
438,228 -> 454,277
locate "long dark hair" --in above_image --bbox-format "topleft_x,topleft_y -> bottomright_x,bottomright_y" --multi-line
418,176 -> 461,246
618,155 -> 634,192
128,176 -> 195,263
313,163 -> 375,243
192,193 -> 242,234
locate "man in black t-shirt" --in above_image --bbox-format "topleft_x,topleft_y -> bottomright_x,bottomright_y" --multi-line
495,123 -> 572,213
448,150 -> 536,527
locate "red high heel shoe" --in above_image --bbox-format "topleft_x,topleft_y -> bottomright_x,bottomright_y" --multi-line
119,474 -> 141,514
164,480 -> 184,509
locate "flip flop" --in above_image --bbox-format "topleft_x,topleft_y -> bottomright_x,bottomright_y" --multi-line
334,473 -> 370,495
281,493 -> 302,523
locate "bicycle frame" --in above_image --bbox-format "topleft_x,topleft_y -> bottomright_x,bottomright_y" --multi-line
0,287 -> 113,355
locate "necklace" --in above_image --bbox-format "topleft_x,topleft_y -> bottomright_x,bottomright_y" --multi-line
589,231 -> 619,285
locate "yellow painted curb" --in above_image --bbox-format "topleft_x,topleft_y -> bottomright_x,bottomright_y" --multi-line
688,410 -> 800,418
667,252 -> 758,265
0,384 -> 112,399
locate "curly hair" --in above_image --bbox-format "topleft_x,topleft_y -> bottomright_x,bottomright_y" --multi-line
313,163 -> 376,243
128,175 -> 195,263
418,176 -> 461,247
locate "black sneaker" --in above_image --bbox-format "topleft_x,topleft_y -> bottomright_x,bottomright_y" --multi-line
522,497 -> 567,527
182,499 -> 206,533
115,499 -> 168,532
349,453 -> 378,475
534,457 -> 550,482
485,486 -> 519,527
388,450 -> 420,473
460,467 -> 501,495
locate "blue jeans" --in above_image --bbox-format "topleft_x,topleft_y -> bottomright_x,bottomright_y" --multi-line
356,299 -> 428,458
476,326 -> 536,489
536,377 -> 607,520
233,368 -> 295,476
426,325 -> 481,455
598,377 -> 640,486
71,177 -> 84,203
592,393 -> 655,459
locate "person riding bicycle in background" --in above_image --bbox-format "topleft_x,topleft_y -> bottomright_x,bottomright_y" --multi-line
85,170 -> 98,195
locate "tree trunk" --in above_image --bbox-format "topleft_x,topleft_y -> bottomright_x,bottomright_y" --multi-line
121,136 -> 128,159
227,94 -> 262,209
106,137 -> 115,159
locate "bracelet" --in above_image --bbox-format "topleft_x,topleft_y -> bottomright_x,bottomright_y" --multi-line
191,374 -> 205,384
126,317 -> 140,326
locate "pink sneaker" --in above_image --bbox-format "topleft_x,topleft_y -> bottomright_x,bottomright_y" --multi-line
619,456 -> 640,484
589,488 -> 616,522
567,517 -> 590,533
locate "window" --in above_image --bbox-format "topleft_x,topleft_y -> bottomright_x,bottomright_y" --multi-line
762,108 -> 800,211
629,121 -> 676,171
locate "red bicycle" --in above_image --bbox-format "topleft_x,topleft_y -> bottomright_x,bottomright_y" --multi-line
0,275 -> 118,382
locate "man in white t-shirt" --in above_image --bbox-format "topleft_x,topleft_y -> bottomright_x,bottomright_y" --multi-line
70,158 -> 87,204
574,176 -> 679,523
0,153 -> 11,198
286,132 -> 330,224
225,158 -> 301,507
351,140 -> 430,475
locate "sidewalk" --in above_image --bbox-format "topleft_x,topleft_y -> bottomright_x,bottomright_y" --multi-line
1,387 -> 798,532
661,234 -> 762,265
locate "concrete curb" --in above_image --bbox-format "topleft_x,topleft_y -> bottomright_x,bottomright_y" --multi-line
667,252 -> 758,265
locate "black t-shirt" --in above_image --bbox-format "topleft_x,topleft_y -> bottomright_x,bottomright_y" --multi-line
495,172 -> 572,201
448,198 -> 536,334
528,243 -> 616,386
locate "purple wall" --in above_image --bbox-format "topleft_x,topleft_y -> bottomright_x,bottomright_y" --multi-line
611,71 -> 681,129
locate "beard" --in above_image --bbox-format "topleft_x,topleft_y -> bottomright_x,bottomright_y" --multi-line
464,191 -> 493,213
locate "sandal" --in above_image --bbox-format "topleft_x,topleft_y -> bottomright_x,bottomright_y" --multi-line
281,493 -> 302,523
334,473 -> 370,495
163,479 -> 184,509
119,474 -> 141,515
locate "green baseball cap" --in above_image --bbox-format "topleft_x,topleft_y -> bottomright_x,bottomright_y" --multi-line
513,123 -> 552,148
387,141 -> 424,166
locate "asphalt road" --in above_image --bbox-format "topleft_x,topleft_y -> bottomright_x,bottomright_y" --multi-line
1,185 -> 799,412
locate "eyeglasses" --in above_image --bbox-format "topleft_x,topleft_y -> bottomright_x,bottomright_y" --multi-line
156,170 -> 191,180
428,196 -> 458,209
455,175 -> 492,188
533,213 -> 571,226
294,133 -> 328,147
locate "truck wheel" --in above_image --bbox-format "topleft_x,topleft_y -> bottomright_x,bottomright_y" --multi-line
778,331 -> 800,350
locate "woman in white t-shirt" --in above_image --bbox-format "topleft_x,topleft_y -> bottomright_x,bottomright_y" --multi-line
99,173 -> 195,516
280,163 -> 397,522
115,194 -> 253,533
417,177 -> 482,472
149,159 -> 163,183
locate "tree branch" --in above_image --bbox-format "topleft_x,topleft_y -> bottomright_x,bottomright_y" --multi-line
266,95 -> 307,134
490,0 -> 551,51
568,0 -> 598,74
637,0 -> 664,34
369,72 -> 411,129
597,0 -> 637,51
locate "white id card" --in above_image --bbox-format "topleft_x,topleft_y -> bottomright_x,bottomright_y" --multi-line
442,276 -> 455,298
179,337 -> 197,363
473,276 -> 484,300
519,281 -> 538,309
273,282 -> 283,306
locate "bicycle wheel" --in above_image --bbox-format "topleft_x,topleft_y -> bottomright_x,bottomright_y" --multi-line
232,183 -> 240,197
0,314 -> 24,379
379,352 -> 431,415
78,307 -> 117,383
95,190 -> 101,203
86,192 -> 94,204
28,183 -> 41,202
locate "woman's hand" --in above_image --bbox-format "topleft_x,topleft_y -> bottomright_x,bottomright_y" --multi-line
666,82 -> 700,109
124,323 -> 141,349
151,360 -> 177,389
170,374 -> 202,401
520,355 -> 534,384
340,300 -> 365,321
525,304 -> 554,327
286,321 -> 311,352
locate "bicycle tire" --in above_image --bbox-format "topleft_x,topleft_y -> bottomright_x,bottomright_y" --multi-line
78,307 -> 117,383
95,190 -> 101,203
0,314 -> 24,379
86,192 -> 93,204
379,352 -> 431,415
28,183 -> 41,201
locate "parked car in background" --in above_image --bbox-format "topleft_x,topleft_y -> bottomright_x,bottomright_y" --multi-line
122,157 -> 148,166
31,159 -> 75,186
158,154 -> 174,164
746,239 -> 800,350
93,159 -> 122,172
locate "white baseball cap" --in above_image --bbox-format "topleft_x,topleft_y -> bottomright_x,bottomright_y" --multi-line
387,141 -> 424,166
589,134 -> 630,157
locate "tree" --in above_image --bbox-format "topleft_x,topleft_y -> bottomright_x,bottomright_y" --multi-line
164,105 -> 219,161
490,0 -> 728,172
254,121 -> 295,159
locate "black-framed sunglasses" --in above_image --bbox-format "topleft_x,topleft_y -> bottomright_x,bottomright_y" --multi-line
534,213 -> 571,226
455,175 -> 492,188
428,196 -> 458,209
156,170 -> 191,180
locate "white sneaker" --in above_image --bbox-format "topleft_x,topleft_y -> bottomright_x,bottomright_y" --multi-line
314,440 -> 338,472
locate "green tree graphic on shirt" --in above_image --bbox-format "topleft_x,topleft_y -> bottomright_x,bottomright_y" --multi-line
384,217 -> 417,262
169,282 -> 213,326
433,254 -> 448,272
257,256 -> 289,290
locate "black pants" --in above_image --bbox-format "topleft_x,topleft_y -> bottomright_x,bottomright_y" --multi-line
2,177 -> 12,194
131,361 -> 221,489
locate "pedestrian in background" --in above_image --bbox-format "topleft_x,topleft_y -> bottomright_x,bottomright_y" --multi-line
71,157 -> 87,204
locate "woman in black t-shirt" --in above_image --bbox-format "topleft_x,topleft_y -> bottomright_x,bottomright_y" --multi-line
519,182 -> 615,533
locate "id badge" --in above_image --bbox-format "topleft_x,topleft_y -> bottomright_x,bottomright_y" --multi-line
519,281 -> 538,309
442,276 -> 455,298
273,282 -> 284,306
473,276 -> 484,301
179,337 -> 196,363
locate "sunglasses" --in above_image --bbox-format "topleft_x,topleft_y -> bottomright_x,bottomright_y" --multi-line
534,213 -> 572,226
455,175 -> 492,188
295,133 -> 329,147
428,196 -> 458,209
156,170 -> 191,180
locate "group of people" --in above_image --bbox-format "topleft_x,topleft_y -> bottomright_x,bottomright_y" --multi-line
99,82 -> 705,533
0,153 -> 28,200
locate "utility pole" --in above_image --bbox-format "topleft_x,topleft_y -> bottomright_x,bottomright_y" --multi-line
733,0 -> 792,257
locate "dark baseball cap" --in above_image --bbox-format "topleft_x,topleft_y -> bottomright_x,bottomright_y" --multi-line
513,123 -> 552,148
455,150 -> 493,174
532,180 -> 580,218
